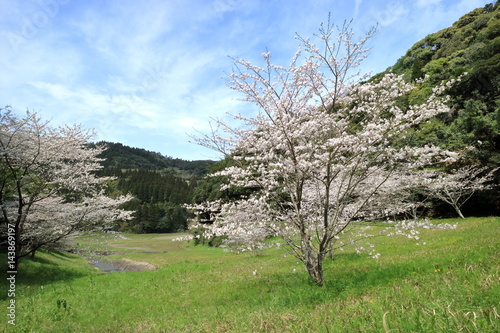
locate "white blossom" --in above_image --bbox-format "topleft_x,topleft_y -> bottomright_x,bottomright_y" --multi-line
0,107 -> 133,267
422,166 -> 498,218
190,19 -> 460,286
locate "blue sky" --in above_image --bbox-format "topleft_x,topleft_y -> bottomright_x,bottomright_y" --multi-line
0,0 -> 492,160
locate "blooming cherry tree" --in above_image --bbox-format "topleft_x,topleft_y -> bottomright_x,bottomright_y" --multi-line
192,20 -> 459,285
423,166 -> 498,219
0,107 -> 133,269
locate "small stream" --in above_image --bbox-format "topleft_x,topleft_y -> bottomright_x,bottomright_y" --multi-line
90,258 -> 125,273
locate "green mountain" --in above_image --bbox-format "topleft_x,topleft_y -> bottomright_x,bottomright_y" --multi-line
110,169 -> 198,233
368,2 -> 500,216
96,141 -> 215,177
93,142 -> 215,233
377,1 -> 500,166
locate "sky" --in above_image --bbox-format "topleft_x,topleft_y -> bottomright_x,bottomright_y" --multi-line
0,0 -> 492,160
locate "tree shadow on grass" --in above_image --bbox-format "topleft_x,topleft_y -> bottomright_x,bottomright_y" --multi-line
0,249 -> 95,291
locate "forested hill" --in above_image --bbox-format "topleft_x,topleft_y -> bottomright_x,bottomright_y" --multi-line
92,141 -> 215,233
373,1 -> 499,166
95,141 -> 215,177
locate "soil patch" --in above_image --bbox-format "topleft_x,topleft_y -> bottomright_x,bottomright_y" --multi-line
68,248 -> 158,273
110,258 -> 156,272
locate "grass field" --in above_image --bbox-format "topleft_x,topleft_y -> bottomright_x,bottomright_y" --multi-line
1,217 -> 499,332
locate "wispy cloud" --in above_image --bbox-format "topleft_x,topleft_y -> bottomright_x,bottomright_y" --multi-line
416,0 -> 442,8
0,0 -> 492,159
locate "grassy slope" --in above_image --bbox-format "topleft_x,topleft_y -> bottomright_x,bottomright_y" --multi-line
1,217 -> 499,332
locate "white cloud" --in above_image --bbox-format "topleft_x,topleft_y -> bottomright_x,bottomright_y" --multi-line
0,0 -> 493,159
416,0 -> 442,8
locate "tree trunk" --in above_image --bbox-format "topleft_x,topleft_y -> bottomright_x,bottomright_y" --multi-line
453,205 -> 465,219
302,239 -> 325,286
305,257 -> 324,286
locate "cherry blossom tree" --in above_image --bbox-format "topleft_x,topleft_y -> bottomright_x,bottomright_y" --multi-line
0,107 -> 133,269
192,19 -> 459,285
423,166 -> 498,219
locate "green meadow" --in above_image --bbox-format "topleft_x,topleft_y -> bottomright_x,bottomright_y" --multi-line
1,217 -> 499,332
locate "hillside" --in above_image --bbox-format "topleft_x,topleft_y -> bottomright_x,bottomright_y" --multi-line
92,142 -> 215,233
379,1 -> 499,166
367,1 -> 500,216
96,141 -> 215,177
